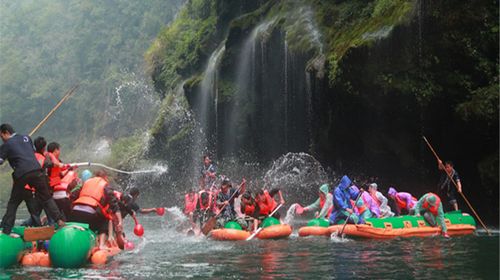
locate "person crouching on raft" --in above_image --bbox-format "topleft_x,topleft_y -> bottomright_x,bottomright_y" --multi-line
368,183 -> 394,217
414,193 -> 449,238
255,188 -> 285,220
215,178 -> 246,228
387,187 -> 417,216
70,169 -> 123,249
296,184 -> 333,219
329,175 -> 362,225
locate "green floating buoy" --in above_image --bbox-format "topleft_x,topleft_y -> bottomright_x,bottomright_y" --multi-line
224,221 -> 242,230
261,217 -> 280,228
49,222 -> 96,268
307,218 -> 330,228
0,233 -> 24,268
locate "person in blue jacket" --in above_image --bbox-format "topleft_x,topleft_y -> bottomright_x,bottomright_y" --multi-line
329,175 -> 361,225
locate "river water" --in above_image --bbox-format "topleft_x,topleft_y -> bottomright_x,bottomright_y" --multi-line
1,212 -> 498,279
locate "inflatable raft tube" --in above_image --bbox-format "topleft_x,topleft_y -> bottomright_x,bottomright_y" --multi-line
49,222 -> 96,268
298,218 -> 330,237
209,221 -> 251,241
328,211 -> 476,239
0,230 -> 25,268
257,224 -> 292,239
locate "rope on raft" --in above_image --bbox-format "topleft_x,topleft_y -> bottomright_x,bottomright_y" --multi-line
71,162 -> 158,175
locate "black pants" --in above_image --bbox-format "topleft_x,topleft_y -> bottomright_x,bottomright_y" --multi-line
1,170 -> 63,234
70,209 -> 108,234
54,197 -> 72,221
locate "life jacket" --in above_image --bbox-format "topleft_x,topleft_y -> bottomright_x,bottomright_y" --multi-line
395,193 -> 417,210
74,177 -> 112,219
351,199 -> 367,214
422,193 -> 441,216
184,193 -> 198,215
47,152 -> 62,188
198,191 -> 212,210
257,190 -> 277,216
243,203 -> 256,216
319,195 -> 333,218
24,152 -> 47,192
371,192 -> 381,207
54,170 -> 78,192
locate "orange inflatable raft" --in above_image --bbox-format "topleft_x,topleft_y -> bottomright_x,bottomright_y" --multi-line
209,228 -> 251,241
257,224 -> 293,240
298,226 -> 330,237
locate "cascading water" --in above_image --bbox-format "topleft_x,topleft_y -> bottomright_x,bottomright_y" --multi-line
192,44 -> 226,167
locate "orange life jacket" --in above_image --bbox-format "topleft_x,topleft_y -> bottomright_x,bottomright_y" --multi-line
257,190 -> 278,216
351,199 -> 367,214
371,192 -> 381,207
184,193 -> 198,215
319,195 -> 333,218
25,152 -> 47,192
198,191 -> 212,210
74,177 -> 112,219
47,152 -> 62,188
54,170 -> 78,192
422,193 -> 441,216
395,194 -> 417,210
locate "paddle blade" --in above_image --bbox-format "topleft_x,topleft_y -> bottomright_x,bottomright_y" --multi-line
201,217 -> 217,236
134,224 -> 144,237
156,207 -> 165,216
23,226 -> 55,242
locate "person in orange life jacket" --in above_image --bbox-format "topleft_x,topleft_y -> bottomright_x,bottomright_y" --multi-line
117,187 -> 157,219
255,188 -> 285,220
387,187 -> 417,216
414,192 -> 449,238
70,169 -> 123,249
21,136 -> 51,227
215,178 -> 246,228
0,124 -> 65,235
296,184 -> 333,219
238,192 -> 259,231
200,155 -> 217,190
437,160 -> 462,211
46,142 -> 76,220
193,190 -> 216,229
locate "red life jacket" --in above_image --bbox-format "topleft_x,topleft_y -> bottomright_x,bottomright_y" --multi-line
25,152 -> 47,192
74,177 -> 112,219
371,192 -> 381,207
47,152 -> 63,188
184,193 -> 198,214
422,193 -> 441,216
244,204 -> 256,215
198,191 -> 212,210
54,170 -> 78,192
395,194 -> 417,210
257,190 -> 277,216
319,195 -> 333,218
351,199 -> 367,214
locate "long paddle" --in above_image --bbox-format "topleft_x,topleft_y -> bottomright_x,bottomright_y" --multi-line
201,180 -> 245,235
246,203 -> 284,241
339,189 -> 363,236
29,84 -> 79,137
422,136 -> 490,235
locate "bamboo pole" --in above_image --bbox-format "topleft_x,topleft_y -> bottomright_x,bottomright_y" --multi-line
422,136 -> 490,235
29,84 -> 79,136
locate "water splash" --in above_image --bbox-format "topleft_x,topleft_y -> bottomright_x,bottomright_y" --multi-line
330,231 -> 352,243
283,203 -> 298,225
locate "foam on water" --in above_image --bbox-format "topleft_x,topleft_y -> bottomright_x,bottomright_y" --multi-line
284,204 -> 298,225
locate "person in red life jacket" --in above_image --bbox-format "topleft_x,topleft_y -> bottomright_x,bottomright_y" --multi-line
70,169 -> 123,249
387,187 -> 417,216
0,124 -> 65,235
296,184 -> 333,219
21,136 -> 51,227
46,142 -> 77,220
238,192 -> 259,231
191,190 -> 216,232
437,160 -> 462,211
255,188 -> 285,220
184,190 -> 198,217
414,192 -> 449,238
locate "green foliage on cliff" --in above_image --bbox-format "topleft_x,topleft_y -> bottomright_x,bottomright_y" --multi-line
146,0 -> 217,95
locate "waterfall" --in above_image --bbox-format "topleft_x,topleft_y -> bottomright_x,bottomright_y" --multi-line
284,39 -> 289,149
225,19 -> 275,156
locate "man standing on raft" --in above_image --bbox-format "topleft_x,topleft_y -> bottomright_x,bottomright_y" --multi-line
437,160 -> 462,211
0,124 -> 65,235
